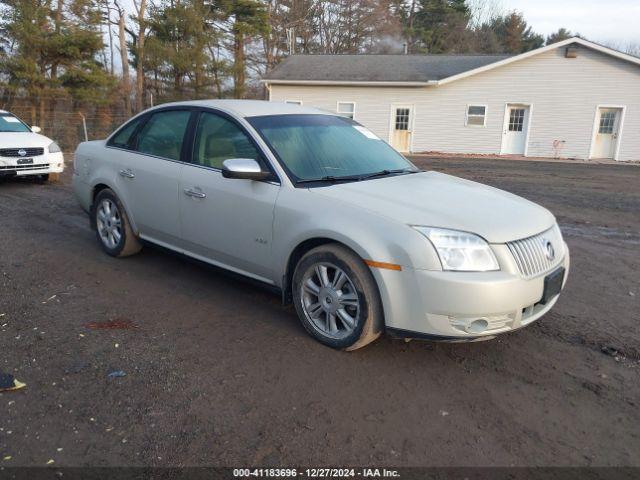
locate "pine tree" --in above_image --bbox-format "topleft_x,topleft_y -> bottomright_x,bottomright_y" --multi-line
401,0 -> 471,53
0,0 -> 115,126
145,0 -> 214,101
491,11 -> 544,54
209,0 -> 268,99
546,28 -> 573,45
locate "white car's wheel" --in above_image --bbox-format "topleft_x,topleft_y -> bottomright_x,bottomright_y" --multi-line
93,189 -> 142,257
292,244 -> 383,350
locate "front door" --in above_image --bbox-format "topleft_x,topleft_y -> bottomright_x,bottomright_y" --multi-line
592,108 -> 622,159
179,111 -> 279,283
390,106 -> 412,152
502,105 -> 530,155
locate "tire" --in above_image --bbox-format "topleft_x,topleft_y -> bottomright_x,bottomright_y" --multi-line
93,189 -> 142,258
292,243 -> 384,350
37,173 -> 60,183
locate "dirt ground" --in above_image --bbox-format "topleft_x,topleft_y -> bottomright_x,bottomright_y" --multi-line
0,157 -> 639,468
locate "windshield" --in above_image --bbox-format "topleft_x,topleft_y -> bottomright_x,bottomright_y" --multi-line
0,114 -> 31,133
247,114 -> 417,184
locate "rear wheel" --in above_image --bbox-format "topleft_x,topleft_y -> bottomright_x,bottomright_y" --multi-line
292,244 -> 383,350
93,189 -> 142,257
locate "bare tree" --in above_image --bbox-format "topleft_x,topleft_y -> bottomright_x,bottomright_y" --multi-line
103,0 -> 115,74
132,0 -> 148,111
600,40 -> 640,58
113,0 -> 132,116
627,42 -> 640,57
468,0 -> 504,28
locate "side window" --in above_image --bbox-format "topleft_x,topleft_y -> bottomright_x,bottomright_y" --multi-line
466,105 -> 487,127
135,110 -> 191,161
192,112 -> 261,169
109,118 -> 142,148
337,102 -> 355,119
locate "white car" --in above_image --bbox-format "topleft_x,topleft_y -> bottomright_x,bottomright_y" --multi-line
73,100 -> 569,350
0,111 -> 65,181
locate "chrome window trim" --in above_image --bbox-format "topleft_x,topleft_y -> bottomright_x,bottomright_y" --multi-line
188,108 -> 281,185
104,115 -> 282,186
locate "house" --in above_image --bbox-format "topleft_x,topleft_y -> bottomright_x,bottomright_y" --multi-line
262,38 -> 640,162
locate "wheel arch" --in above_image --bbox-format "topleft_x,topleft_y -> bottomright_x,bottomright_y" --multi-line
282,236 -> 380,307
89,183 -> 111,229
89,182 -> 138,234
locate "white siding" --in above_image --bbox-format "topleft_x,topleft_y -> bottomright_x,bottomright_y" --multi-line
269,45 -> 640,161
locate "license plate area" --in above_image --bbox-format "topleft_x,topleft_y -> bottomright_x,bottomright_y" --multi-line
17,158 -> 33,165
541,267 -> 565,305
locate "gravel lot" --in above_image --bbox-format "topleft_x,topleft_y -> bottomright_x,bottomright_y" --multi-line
0,157 -> 639,468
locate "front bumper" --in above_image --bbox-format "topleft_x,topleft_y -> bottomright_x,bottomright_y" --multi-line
0,152 -> 64,176
374,242 -> 570,339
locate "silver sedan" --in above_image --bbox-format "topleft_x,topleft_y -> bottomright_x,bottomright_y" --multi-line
73,100 -> 569,350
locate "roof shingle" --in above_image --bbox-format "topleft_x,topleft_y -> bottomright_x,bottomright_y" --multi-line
262,54 -> 512,83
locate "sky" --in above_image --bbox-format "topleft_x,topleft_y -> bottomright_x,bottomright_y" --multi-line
502,0 -> 640,46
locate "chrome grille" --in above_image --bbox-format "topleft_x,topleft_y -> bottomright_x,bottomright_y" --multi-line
0,147 -> 44,157
507,226 -> 563,278
0,163 -> 49,171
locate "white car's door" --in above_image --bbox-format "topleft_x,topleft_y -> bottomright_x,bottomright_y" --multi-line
179,110 -> 280,283
112,109 -> 193,246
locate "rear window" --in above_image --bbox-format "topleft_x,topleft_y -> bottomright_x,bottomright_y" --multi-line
108,117 -> 143,149
0,114 -> 31,133
135,110 -> 191,161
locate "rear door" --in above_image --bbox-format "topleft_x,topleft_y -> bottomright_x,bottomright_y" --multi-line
114,108 -> 193,246
179,110 -> 280,282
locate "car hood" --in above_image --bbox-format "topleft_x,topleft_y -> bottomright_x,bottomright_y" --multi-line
0,132 -> 52,148
311,171 -> 556,243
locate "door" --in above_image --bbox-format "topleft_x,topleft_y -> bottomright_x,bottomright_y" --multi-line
390,106 -> 412,152
115,109 -> 192,245
179,111 -> 280,282
502,105 -> 530,155
592,108 -> 622,159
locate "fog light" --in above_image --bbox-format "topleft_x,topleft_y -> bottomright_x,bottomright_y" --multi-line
466,319 -> 488,334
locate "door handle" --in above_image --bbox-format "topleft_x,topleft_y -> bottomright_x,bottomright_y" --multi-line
183,188 -> 206,199
119,169 -> 135,179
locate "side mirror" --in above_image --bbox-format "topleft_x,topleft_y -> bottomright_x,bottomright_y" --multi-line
31,126 -> 41,133
222,158 -> 271,181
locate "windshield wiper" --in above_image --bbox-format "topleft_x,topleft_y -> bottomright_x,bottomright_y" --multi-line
296,175 -> 363,185
296,169 -> 418,185
358,168 -> 418,180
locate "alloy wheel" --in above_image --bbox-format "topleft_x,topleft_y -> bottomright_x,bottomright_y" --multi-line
300,262 -> 360,339
96,198 -> 123,249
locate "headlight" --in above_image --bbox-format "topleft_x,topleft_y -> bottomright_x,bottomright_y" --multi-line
413,227 -> 499,272
48,142 -> 61,153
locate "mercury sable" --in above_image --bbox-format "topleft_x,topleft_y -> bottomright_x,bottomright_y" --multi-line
73,100 -> 569,350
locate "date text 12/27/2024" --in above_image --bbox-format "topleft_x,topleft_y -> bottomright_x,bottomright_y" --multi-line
233,469 -> 401,478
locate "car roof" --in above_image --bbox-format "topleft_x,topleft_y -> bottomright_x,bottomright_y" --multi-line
150,99 -> 332,118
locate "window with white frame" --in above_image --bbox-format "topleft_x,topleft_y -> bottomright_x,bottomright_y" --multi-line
466,105 -> 487,127
285,100 -> 302,105
337,102 -> 356,119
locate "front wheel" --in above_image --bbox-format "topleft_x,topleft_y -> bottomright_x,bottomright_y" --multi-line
93,189 -> 142,257
292,244 -> 384,350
